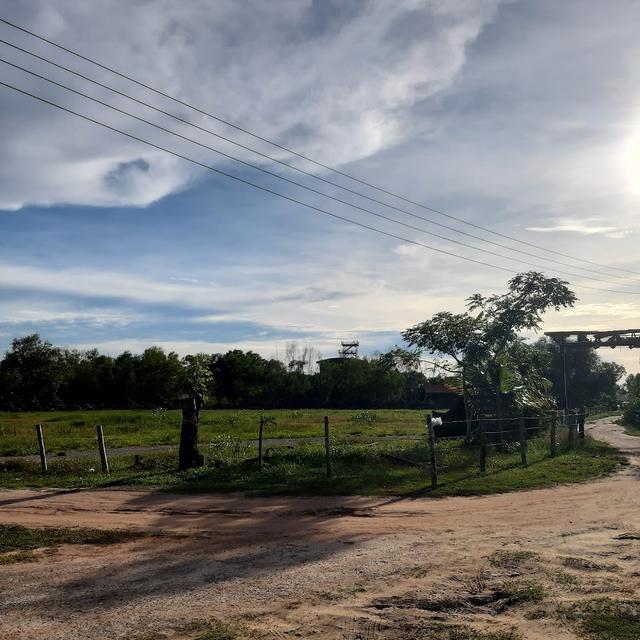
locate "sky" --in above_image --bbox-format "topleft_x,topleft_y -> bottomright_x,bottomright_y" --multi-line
1,0 -> 640,373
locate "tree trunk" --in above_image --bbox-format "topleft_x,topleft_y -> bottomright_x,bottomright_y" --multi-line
494,364 -> 505,452
462,367 -> 472,441
178,395 -> 203,471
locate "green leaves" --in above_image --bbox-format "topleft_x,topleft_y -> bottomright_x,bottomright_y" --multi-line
403,272 -> 577,412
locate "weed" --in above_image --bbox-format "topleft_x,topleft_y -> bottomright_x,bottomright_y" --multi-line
351,410 -> 378,424
0,550 -> 38,565
489,549 -> 539,568
558,598 -> 640,639
502,580 -> 545,604
402,565 -> 431,578
317,584 -> 366,600
391,621 -> 521,640
0,524 -> 149,552
561,556 -> 603,571
549,570 -> 580,587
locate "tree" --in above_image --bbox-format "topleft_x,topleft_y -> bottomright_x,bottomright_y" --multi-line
403,312 -> 483,436
466,272 -> 576,417
134,347 -> 182,406
403,272 -> 577,426
180,354 -> 215,400
0,334 -> 65,410
282,341 -> 321,375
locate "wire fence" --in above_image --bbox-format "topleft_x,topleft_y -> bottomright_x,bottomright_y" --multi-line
22,406 -> 613,488
422,408 -> 599,487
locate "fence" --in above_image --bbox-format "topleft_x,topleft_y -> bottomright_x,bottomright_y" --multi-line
23,407 -> 602,485
424,408 -> 594,488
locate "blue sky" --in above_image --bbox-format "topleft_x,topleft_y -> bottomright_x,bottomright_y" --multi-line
2,0 -> 640,372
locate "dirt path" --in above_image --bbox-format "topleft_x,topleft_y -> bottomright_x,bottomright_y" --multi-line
1,417 -> 639,639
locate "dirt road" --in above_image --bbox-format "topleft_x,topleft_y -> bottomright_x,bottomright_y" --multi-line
1,417 -> 639,639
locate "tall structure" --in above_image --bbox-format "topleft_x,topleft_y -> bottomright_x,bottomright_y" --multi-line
338,340 -> 359,358
545,329 -> 640,349
544,328 -> 640,411
317,340 -> 360,372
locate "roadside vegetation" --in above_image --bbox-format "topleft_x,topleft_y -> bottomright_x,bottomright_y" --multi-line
0,433 -> 622,496
558,598 -> 640,640
0,523 -> 149,553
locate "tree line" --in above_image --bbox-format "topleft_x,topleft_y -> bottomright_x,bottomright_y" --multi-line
0,272 -> 626,413
0,334 -> 431,410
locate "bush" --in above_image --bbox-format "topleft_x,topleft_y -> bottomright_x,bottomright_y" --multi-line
351,410 -> 378,424
623,399 -> 640,426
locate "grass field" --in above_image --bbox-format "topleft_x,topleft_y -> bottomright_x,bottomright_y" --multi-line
623,424 -> 640,437
0,432 -> 623,497
0,408 -> 428,456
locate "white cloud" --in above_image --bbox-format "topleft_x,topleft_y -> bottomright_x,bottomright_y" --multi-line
0,0 -> 502,210
526,219 -> 620,235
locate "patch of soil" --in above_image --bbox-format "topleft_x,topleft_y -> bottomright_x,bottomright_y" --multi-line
0,416 -> 639,640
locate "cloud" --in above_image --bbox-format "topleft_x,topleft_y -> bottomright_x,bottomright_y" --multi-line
525,219 -> 621,235
0,0 -> 502,210
3,0 -> 640,375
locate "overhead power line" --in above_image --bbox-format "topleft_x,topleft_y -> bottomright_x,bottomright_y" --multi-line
1,78 -> 639,297
3,57 -> 638,291
0,15 -> 638,279
0,39 -> 636,286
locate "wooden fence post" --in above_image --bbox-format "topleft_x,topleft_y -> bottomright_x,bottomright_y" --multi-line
550,414 -> 557,458
35,424 -> 47,474
568,412 -> 577,450
96,424 -> 109,473
324,415 -> 332,479
258,416 -> 265,472
178,396 -> 202,471
427,416 -> 438,489
518,415 -> 527,466
479,420 -> 487,473
578,408 -> 585,441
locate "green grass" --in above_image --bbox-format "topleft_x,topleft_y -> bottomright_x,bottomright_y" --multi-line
0,550 -> 39,565
623,424 -> 640,437
0,523 -> 149,552
0,433 -> 623,497
489,549 -> 539,568
559,598 -> 640,639
502,580 -> 546,604
387,623 -> 521,640
0,408 -> 429,456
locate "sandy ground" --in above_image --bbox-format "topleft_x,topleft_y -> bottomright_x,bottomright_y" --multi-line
1,417 -> 640,639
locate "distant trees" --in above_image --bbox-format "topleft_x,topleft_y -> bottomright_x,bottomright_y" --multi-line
0,334 -> 428,411
533,338 -> 625,410
623,373 -> 640,425
2,271 -> 624,414
0,335 -> 183,410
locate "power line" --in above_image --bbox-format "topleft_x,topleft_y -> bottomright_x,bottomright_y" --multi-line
0,79 -> 516,274
4,77 -> 640,297
4,58 -> 639,291
0,38 -> 636,286
1,15 -> 638,279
